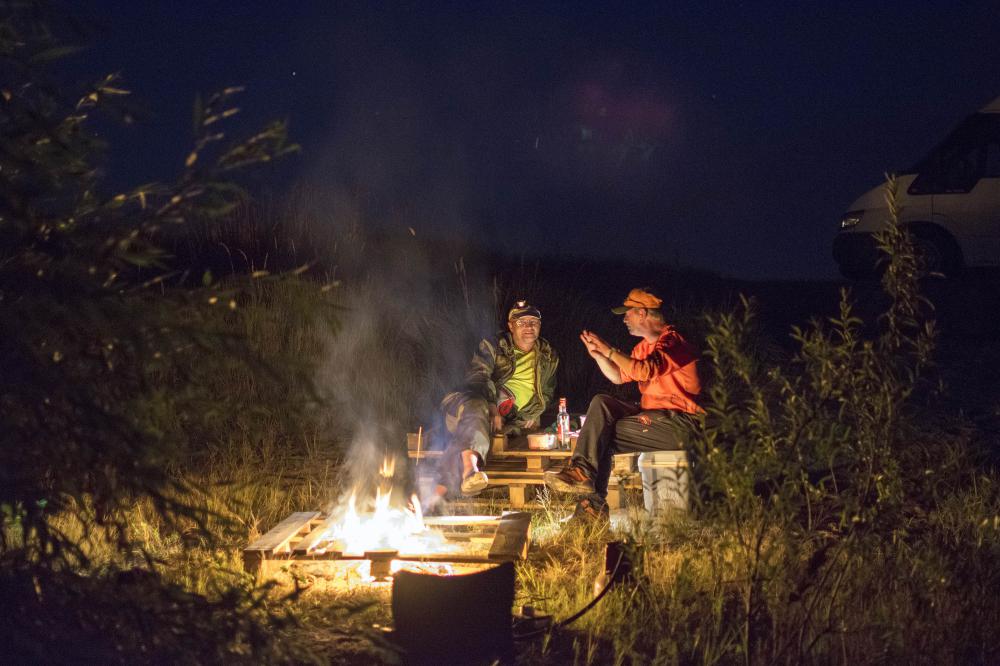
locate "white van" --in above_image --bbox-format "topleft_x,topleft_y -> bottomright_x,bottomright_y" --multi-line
833,95 -> 1000,278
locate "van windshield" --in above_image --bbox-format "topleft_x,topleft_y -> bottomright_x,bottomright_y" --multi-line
906,113 -> 1000,194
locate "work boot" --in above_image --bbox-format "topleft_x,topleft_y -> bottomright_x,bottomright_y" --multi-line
569,497 -> 610,524
543,461 -> 596,494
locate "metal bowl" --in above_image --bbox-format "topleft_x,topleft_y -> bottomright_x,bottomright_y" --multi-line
527,433 -> 556,450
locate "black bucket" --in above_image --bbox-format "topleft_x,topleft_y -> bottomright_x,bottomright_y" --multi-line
390,561 -> 515,664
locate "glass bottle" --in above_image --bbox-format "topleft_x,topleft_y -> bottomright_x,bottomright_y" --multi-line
557,397 -> 570,449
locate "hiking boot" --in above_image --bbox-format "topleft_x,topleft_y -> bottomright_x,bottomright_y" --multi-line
544,462 -> 596,494
460,470 -> 489,496
567,497 -> 610,524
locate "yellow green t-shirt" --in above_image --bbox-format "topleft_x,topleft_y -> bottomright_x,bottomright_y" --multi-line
504,348 -> 536,410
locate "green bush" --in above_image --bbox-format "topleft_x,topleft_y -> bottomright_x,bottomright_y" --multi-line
669,176 -> 1000,664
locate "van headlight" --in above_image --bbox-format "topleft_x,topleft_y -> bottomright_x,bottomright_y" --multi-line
839,210 -> 863,229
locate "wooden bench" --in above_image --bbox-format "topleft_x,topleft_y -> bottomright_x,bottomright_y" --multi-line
406,431 -> 644,509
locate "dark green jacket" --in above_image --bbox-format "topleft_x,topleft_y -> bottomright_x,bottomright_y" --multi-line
463,332 -> 559,427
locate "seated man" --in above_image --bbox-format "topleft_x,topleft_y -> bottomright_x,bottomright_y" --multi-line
436,301 -> 559,498
544,287 -> 702,520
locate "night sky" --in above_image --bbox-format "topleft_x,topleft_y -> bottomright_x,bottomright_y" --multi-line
71,1 -> 1000,279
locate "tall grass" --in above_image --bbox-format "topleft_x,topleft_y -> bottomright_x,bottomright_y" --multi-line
33,179 -> 1000,664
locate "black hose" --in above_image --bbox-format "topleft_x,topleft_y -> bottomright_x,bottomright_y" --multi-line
556,550 -> 623,628
513,550 -> 626,640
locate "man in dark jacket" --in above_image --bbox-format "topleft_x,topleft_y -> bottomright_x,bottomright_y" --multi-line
438,301 -> 558,497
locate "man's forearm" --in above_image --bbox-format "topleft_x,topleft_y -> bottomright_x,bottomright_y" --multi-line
595,352 -> 623,384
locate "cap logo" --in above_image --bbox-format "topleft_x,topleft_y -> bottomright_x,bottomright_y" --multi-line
508,300 -> 542,321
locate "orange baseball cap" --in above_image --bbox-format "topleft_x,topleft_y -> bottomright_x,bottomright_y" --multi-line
611,287 -> 663,314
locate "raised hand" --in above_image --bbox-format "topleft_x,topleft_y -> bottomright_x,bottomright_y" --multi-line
580,329 -> 610,359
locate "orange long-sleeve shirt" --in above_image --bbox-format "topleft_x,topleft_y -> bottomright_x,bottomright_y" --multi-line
617,326 -> 703,414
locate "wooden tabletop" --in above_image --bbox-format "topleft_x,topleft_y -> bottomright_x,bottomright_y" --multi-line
495,446 -> 572,458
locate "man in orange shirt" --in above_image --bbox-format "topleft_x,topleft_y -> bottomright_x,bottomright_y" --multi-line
544,287 -> 702,520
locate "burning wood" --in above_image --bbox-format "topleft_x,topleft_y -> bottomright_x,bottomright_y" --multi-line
310,487 -> 456,557
243,456 -> 532,585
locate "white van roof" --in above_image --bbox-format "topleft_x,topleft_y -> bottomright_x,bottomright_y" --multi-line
980,95 -> 1000,113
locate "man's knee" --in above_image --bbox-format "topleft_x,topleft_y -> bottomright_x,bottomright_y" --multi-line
588,394 -> 616,413
442,393 -> 489,433
463,397 -> 489,415
614,418 -> 684,451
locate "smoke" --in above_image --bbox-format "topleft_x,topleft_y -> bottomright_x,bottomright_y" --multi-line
305,187 -> 500,513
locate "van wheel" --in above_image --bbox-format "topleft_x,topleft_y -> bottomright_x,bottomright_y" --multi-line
906,225 -> 963,278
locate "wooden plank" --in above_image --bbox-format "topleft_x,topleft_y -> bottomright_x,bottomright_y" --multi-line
488,511 -> 532,560
290,552 -> 501,564
486,474 -> 544,486
481,459 -> 529,471
246,504 -> 532,572
406,432 -> 504,452
495,449 -> 572,459
639,460 -> 689,469
508,485 -> 527,508
246,511 -> 321,555
243,550 -> 267,579
406,431 -> 430,451
440,531 -> 499,541
408,450 -> 443,459
606,485 -> 622,510
612,453 -> 638,474
485,470 -> 543,479
422,515 -> 502,527
292,514 -> 342,555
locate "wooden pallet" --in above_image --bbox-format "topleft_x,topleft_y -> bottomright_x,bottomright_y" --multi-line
408,431 -> 568,508
407,430 -> 642,509
244,511 -> 532,581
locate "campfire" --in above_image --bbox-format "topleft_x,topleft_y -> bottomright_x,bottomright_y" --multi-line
244,455 -> 531,584
314,457 -> 455,559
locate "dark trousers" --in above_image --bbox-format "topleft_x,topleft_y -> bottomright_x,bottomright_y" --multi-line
572,394 -> 691,501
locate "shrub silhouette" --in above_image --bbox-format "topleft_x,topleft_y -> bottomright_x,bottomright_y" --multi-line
0,7 -> 317,661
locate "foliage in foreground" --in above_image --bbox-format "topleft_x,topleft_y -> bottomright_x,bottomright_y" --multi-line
0,7 -> 326,661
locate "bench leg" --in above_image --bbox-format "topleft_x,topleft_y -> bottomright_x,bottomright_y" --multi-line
508,485 -> 527,508
606,482 -> 621,510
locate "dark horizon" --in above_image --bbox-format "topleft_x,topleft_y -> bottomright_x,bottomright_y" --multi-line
71,1 -> 1000,280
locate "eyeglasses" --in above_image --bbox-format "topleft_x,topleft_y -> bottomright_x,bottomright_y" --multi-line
512,318 -> 541,328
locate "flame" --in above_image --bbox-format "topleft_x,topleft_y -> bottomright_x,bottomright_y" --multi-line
379,457 -> 395,479
318,456 -> 456,556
